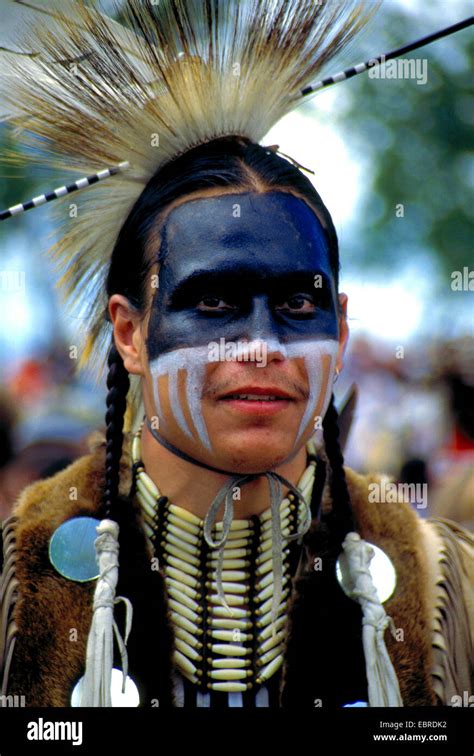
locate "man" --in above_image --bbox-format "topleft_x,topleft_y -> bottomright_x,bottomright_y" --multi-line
0,1 -> 472,709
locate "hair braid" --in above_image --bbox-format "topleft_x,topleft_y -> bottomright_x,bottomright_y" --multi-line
322,393 -> 355,539
103,343 -> 130,519
281,394 -> 367,707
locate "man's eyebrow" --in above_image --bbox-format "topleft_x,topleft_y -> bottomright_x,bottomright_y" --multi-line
168,269 -> 241,303
169,267 -> 332,296
267,270 -> 333,294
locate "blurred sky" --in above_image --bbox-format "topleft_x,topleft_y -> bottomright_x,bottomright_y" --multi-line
0,0 -> 472,378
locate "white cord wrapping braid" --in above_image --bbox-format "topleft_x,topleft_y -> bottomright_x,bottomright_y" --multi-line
79,519 -> 133,707
340,532 -> 403,707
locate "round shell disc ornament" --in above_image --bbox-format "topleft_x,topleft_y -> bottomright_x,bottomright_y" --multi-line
49,517 -> 101,582
336,541 -> 397,604
71,669 -> 140,707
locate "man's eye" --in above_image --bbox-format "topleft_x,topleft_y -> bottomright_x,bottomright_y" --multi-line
196,296 -> 235,311
276,294 -> 316,313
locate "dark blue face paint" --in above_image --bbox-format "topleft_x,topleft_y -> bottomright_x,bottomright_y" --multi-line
146,192 -> 338,360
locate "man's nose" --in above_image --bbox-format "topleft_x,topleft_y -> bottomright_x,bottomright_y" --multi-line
239,296 -> 287,361
241,296 -> 272,338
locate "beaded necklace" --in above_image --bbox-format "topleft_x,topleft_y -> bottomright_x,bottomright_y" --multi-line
132,427 -> 317,694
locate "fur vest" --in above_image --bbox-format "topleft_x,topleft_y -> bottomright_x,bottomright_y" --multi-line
1,432 -> 472,707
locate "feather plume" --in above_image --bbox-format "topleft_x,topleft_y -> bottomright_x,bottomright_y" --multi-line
0,0 -> 376,385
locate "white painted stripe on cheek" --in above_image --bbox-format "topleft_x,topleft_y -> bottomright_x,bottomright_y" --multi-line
185,361 -> 212,451
151,370 -> 163,421
168,366 -> 194,439
149,347 -> 212,450
285,340 -> 339,445
294,352 -> 321,445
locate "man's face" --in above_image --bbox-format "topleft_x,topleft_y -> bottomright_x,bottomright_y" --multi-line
143,191 -> 341,473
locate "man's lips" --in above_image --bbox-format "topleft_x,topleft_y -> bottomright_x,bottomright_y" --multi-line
218,386 -> 294,401
217,386 -> 295,414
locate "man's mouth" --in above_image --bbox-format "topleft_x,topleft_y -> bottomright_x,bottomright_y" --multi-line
219,386 -> 294,401
222,393 -> 288,402
217,386 -> 295,414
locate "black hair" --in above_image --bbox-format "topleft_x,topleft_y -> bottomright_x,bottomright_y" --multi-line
322,394 -> 353,535
103,343 -> 130,519
280,398 -> 364,708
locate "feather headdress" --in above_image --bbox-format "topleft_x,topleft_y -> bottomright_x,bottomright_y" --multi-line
0,0 -> 376,378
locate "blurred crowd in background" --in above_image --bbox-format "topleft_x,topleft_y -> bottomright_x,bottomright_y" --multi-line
342,334 -> 474,530
0,333 -> 472,529
0,344 -> 103,520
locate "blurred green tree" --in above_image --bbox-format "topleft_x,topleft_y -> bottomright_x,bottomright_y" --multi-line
330,7 -> 473,277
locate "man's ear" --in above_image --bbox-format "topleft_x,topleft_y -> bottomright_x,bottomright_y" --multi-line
108,294 -> 146,376
336,293 -> 349,373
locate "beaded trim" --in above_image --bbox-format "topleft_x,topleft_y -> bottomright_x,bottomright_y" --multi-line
132,426 -> 317,693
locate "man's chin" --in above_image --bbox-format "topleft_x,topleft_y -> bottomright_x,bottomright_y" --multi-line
205,437 -> 304,474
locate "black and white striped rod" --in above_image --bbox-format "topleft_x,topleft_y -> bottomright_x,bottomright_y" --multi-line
0,161 -> 130,222
300,16 -> 473,96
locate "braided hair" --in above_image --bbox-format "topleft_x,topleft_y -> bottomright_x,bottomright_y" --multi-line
280,394 -> 366,708
102,343 -> 130,519
322,393 -> 355,538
